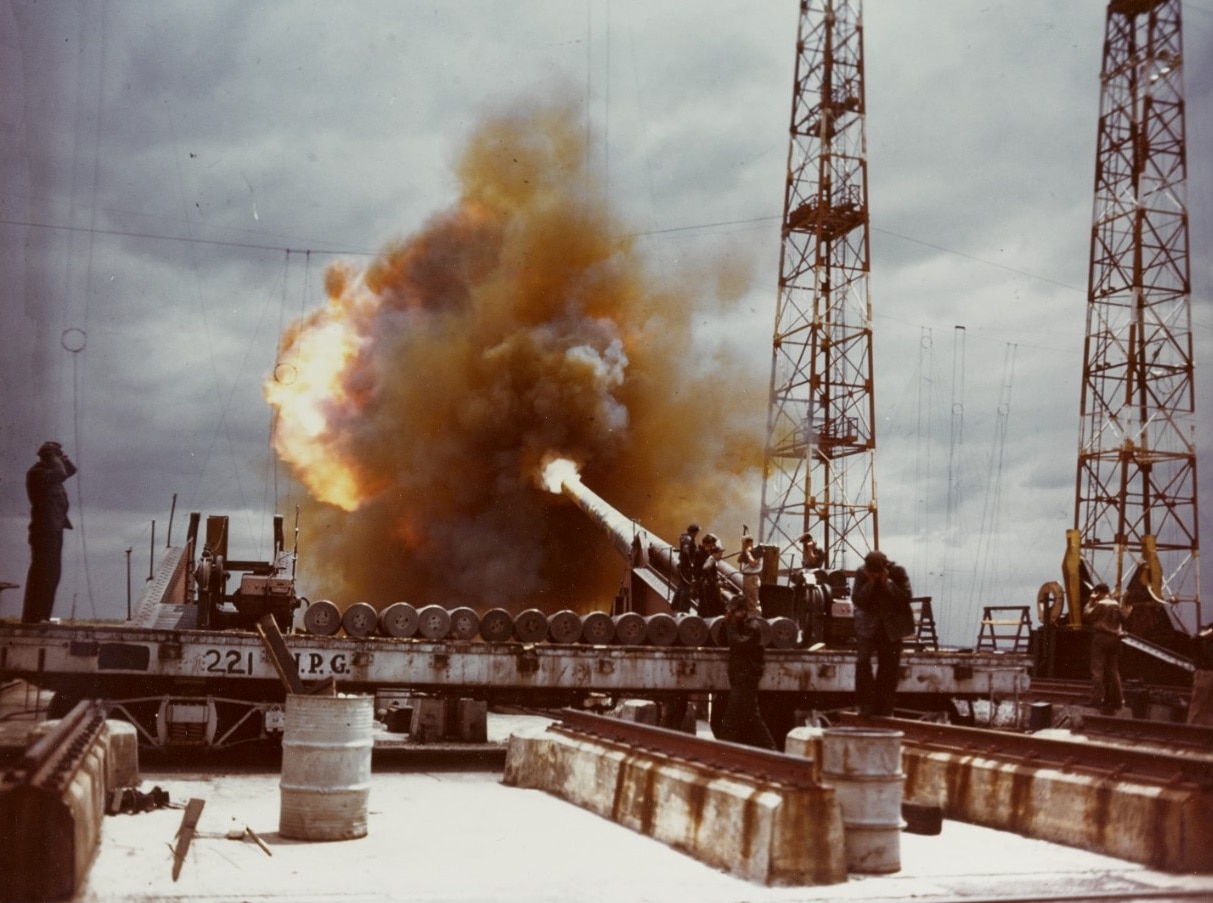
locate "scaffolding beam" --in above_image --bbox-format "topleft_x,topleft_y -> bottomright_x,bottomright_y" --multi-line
760,0 -> 878,577
1075,0 -> 1201,629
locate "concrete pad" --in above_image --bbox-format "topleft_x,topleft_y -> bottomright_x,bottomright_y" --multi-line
71,752 -> 1213,903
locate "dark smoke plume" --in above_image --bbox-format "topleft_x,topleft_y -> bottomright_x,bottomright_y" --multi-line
266,101 -> 765,613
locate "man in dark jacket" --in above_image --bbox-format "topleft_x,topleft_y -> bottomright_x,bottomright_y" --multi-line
23,441 -> 77,623
1083,582 -> 1126,713
672,523 -> 699,613
719,596 -> 776,749
696,534 -> 725,617
851,550 -> 913,716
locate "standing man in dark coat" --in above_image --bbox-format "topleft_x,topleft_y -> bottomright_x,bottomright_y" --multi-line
851,550 -> 914,716
22,441 -> 76,623
672,523 -> 700,613
719,594 -> 776,749
1083,583 -> 1126,713
697,534 -> 725,617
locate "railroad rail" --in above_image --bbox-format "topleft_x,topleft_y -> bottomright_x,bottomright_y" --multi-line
552,707 -> 820,790
1078,713 -> 1213,752
2,699 -> 106,793
838,712 -> 1213,789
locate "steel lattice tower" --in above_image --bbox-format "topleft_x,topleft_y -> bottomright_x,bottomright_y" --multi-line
759,0 -> 876,575
1076,0 -> 1201,625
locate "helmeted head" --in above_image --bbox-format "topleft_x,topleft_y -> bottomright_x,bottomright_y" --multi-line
686,523 -> 700,536
864,550 -> 889,571
702,532 -> 718,549
37,441 -> 62,460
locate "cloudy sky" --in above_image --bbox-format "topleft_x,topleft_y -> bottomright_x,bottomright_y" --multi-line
1,1 -> 1210,647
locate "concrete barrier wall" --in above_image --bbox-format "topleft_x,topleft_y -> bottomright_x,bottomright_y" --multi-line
502,724 -> 847,886
0,717 -> 139,902
902,747 -> 1213,873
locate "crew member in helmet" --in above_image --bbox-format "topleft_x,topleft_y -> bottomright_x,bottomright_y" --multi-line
697,534 -> 725,618
719,592 -> 776,749
672,523 -> 700,613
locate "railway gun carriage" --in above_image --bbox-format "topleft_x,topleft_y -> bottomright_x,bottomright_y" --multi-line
0,491 -> 1030,749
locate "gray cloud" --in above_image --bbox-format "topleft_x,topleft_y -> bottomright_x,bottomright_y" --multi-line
1,1 -> 1209,643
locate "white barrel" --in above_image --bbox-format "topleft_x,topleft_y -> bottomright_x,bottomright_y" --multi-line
341,602 -> 378,638
820,726 -> 903,874
279,694 -> 373,841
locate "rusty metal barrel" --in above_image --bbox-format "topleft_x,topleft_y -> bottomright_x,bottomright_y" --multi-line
547,609 -> 583,644
341,601 -> 378,638
303,599 -> 342,636
279,694 -> 374,841
706,615 -> 727,646
448,606 -> 480,641
580,611 -> 615,644
378,602 -> 418,638
513,608 -> 549,643
479,607 -> 514,642
675,614 -> 709,647
820,726 -> 904,874
416,604 -> 451,640
612,612 -> 646,646
644,613 -> 679,646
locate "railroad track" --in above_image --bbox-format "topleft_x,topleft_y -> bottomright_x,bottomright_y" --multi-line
838,711 -> 1213,789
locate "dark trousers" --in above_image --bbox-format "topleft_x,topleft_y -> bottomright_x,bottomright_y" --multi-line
855,623 -> 902,716
719,679 -> 775,750
23,529 -> 64,623
672,579 -> 694,613
1089,632 -> 1123,710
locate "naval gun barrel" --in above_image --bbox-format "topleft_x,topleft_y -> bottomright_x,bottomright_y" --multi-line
558,474 -> 743,593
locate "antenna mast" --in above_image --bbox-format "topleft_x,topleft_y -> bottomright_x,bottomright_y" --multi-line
1075,0 -> 1200,628
760,0 -> 877,575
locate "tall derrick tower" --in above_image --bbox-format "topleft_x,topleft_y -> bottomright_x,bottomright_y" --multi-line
759,0 -> 877,575
1075,0 -> 1200,627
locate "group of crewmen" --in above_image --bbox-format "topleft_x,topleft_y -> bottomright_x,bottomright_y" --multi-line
669,521 -> 917,747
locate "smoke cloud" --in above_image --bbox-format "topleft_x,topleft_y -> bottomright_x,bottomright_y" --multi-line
265,100 -> 765,613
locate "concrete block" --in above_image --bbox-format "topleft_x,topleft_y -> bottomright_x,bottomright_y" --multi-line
902,745 -> 1213,872
615,699 -> 658,725
409,697 -> 446,743
784,726 -> 824,782
454,699 -> 488,742
503,723 -> 846,886
0,730 -> 107,902
103,720 -> 140,790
